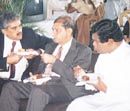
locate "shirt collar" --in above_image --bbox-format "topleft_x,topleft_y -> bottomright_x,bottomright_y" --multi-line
59,38 -> 73,50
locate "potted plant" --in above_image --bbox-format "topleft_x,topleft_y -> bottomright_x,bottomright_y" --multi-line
0,0 -> 26,19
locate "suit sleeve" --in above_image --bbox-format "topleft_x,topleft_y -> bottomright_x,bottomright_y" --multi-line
21,27 -> 53,79
0,57 -> 8,71
33,34 -> 53,50
52,46 -> 92,83
22,27 -> 53,50
0,32 -> 8,71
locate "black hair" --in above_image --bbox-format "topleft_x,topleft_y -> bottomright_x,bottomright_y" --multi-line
91,19 -> 123,43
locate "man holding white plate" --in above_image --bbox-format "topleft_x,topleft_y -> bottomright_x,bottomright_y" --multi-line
0,11 -> 52,93
67,19 -> 130,111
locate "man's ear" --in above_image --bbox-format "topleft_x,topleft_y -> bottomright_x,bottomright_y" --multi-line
1,29 -> 6,35
67,28 -> 73,35
108,39 -> 114,42
108,39 -> 114,45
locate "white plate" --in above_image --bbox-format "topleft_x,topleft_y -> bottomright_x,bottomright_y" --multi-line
16,51 -> 39,56
77,73 -> 103,84
23,76 -> 51,85
76,73 -> 103,90
32,77 -> 52,85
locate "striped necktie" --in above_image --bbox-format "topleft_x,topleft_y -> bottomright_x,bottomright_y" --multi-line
44,46 -> 63,74
56,46 -> 63,59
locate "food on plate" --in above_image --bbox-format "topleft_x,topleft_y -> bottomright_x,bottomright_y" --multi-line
82,75 -> 89,81
17,48 -> 39,56
18,48 -> 25,52
36,74 -> 43,79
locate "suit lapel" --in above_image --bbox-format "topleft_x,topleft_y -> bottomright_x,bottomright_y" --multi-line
40,39 -> 78,67
0,32 -> 4,58
63,39 -> 78,67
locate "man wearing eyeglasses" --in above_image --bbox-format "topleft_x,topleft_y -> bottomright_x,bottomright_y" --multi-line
0,11 -> 52,93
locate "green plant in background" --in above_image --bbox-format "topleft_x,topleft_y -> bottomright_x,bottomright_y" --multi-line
0,0 -> 26,19
0,0 -> 11,12
0,0 -> 46,35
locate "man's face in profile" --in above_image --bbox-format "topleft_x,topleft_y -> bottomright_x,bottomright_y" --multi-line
92,33 -> 111,54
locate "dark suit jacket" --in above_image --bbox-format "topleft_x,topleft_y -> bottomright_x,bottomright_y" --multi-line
36,38 -> 93,99
0,27 -> 52,80
123,21 -> 129,37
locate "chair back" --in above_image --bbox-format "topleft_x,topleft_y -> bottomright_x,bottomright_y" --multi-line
118,10 -> 130,27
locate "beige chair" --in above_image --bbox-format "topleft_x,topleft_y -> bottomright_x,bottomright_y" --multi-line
118,10 -> 130,27
118,10 -> 130,43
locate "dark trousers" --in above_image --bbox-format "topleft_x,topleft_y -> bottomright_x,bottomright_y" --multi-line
0,80 -> 72,111
0,78 -> 11,94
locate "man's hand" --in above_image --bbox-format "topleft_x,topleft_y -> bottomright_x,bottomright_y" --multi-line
29,72 -> 43,80
7,54 -> 23,64
88,77 -> 107,93
29,72 -> 48,85
40,53 -> 57,64
73,65 -> 85,78
73,66 -> 107,93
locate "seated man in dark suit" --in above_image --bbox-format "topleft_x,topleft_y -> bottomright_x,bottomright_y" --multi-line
0,11 -> 52,93
0,15 -> 93,111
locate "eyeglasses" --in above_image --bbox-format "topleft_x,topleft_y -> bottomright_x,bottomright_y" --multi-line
5,24 -> 22,31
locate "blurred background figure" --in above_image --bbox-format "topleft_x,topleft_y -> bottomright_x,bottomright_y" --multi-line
66,0 -> 104,46
103,0 -> 126,20
124,0 -> 130,10
47,0 -> 70,19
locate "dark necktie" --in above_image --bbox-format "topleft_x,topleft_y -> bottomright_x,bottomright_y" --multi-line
10,41 -> 16,78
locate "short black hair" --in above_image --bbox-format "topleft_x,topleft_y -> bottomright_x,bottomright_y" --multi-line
91,19 -> 123,43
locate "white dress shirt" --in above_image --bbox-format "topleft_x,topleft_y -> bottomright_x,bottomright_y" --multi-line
46,38 -> 72,77
0,35 -> 28,81
53,38 -> 72,61
67,40 -> 130,111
